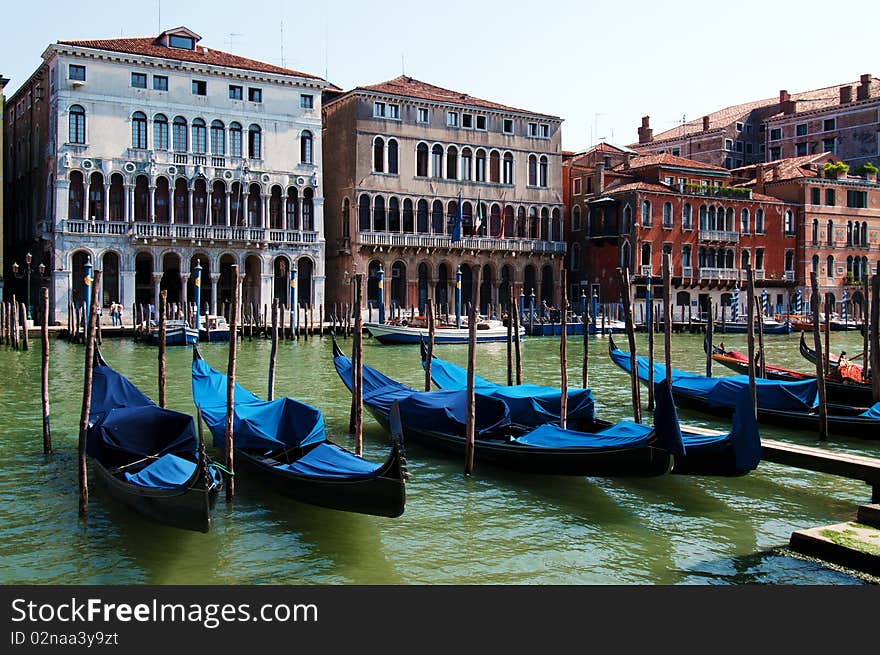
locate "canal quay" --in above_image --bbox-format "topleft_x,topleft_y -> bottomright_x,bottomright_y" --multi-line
0,329 -> 878,585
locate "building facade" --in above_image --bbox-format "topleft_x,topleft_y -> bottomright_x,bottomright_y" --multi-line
566,151 -> 798,320
0,74 -> 9,298
3,27 -> 328,324
632,74 -> 880,171
733,153 -> 880,317
321,76 -> 566,317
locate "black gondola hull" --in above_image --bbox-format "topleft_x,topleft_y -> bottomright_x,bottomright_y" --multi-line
366,408 -> 673,477
233,443 -> 406,518
89,459 -> 219,533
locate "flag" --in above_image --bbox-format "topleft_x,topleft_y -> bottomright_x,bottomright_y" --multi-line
472,193 -> 482,236
496,204 -> 506,239
451,192 -> 462,243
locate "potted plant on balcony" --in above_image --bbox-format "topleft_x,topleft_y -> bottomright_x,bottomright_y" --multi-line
823,161 -> 850,180
855,161 -> 878,182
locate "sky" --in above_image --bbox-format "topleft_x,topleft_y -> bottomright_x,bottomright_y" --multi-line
3,0 -> 879,152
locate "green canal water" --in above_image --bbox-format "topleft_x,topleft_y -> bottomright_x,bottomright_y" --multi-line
0,331 -> 877,585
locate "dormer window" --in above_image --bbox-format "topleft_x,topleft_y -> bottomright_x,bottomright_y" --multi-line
169,35 -> 195,50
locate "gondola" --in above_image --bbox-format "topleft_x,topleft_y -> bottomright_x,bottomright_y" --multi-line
609,336 -> 880,438
711,318 -> 793,335
710,338 -> 873,408
87,349 -> 222,532
799,332 -> 869,384
191,347 -> 406,517
332,339 -> 682,477
420,342 -> 761,476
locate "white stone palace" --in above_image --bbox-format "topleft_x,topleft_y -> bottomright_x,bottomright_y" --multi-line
4,27 -> 328,323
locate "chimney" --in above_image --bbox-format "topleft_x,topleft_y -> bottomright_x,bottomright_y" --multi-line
782,99 -> 797,115
857,73 -> 871,100
702,115 -> 710,132
624,153 -> 632,170
638,116 -> 653,144
755,164 -> 765,195
595,162 -> 606,194
779,90 -> 790,104
840,85 -> 853,104
772,165 -> 779,181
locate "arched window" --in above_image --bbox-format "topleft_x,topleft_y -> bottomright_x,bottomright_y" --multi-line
416,143 -> 429,177
489,150 -> 500,183
539,156 -> 548,187
247,183 -> 262,226
69,105 -> 85,144
302,188 -> 314,230
68,171 -> 84,219
373,137 -> 385,173
847,220 -> 853,245
88,172 -> 105,220
172,116 -> 187,152
192,118 -> 207,154
211,180 -> 226,225
131,111 -> 147,149
827,255 -> 835,279
286,188 -> 299,230
682,203 -> 692,229
154,177 -> 170,222
572,205 -> 582,231
193,179 -> 208,224
210,120 -> 225,155
475,149 -> 487,182
269,186 -> 283,229
416,199 -> 428,233
699,205 -> 708,230
662,202 -> 673,227
784,210 -> 794,235
621,241 -> 632,271
570,243 -> 581,271
109,173 -> 124,220
402,198 -> 414,233
153,114 -> 168,150
174,178 -> 189,223
359,194 -> 371,231
503,152 -> 514,185
740,208 -> 750,233
300,130 -> 313,164
827,219 -> 834,245
373,196 -> 386,231
388,197 -> 400,232
516,207 -> 526,238
861,222 -> 868,247
812,218 -> 819,245
461,148 -> 472,181
134,175 -> 149,221
388,139 -> 398,174
529,207 -> 539,239
755,208 -> 764,233
725,207 -> 735,231
248,124 -> 262,159
447,145 -> 458,180
229,122 -> 243,157
528,154 -> 537,186
431,144 -> 443,178
741,249 -> 750,269
641,200 -> 652,226
551,208 -> 561,241
812,254 -> 819,273
431,200 -> 444,233
622,205 -> 632,233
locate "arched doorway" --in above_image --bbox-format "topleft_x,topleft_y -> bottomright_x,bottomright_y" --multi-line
243,255 -> 262,314
390,261 -> 406,309
524,265 -> 537,300
460,263 -> 473,310
71,251 -> 91,309
187,255 -> 211,315
101,252 -> 120,306
273,256 -> 291,306
160,252 -> 182,305
367,259 -> 381,307
480,265 -> 492,315
218,254 -> 237,311
418,262 -> 429,311
297,257 -> 313,308
436,263 -> 449,311
540,265 -> 554,308
500,265 -> 512,310
134,252 -> 154,306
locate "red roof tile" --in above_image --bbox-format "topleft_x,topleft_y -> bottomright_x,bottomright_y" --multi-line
352,76 -> 559,118
58,35 -> 324,81
615,153 -> 728,172
733,152 -> 836,183
600,181 -> 673,195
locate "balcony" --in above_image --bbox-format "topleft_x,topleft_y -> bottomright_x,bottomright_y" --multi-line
640,265 -> 653,277
698,230 -> 740,243
738,269 -> 766,281
681,266 -> 693,279
357,231 -> 566,254
784,271 -> 795,281
58,220 -> 319,247
699,267 -> 739,280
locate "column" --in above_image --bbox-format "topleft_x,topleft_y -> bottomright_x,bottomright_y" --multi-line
52,269 -> 68,327
210,274 -> 220,315
299,198 -> 305,233
152,272 -> 162,308
149,186 -> 156,223
124,184 -> 131,222
260,272 -> 273,315
262,194 -> 269,230
188,189 -> 194,225
180,274 -> 189,316
313,274 -> 326,317
225,191 -> 232,226
103,182 -> 110,220
121,267 -> 135,317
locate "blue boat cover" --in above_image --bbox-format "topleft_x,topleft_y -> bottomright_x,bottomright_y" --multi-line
279,442 -> 383,479
192,356 -> 325,451
609,346 -> 818,411
859,402 -> 880,419
334,352 -> 511,435
87,365 -> 197,461
425,355 -> 596,425
125,453 -> 197,489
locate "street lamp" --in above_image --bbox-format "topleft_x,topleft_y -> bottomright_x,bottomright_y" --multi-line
11,253 -> 45,320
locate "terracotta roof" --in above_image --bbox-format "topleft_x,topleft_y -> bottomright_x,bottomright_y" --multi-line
601,181 -> 673,195
640,76 -> 880,144
57,35 -> 324,81
733,152 -> 836,184
615,153 -> 728,172
351,75 -> 559,118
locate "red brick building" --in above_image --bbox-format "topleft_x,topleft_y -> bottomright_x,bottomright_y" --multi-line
565,149 -> 798,319
732,153 -> 880,317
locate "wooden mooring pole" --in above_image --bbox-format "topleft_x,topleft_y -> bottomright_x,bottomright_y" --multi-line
465,304 -> 477,477
756,294 -> 766,378
512,293 -> 523,385
871,274 -> 880,403
619,268 -> 641,423
647,286 -> 655,411
78,270 -> 102,517
268,298 -> 279,401
225,265 -> 240,501
158,290 -> 167,408
824,293 -> 832,376
746,266 -> 757,416
810,272 -> 829,440
41,288 -> 52,454
705,297 -> 713,377
506,301 -> 513,387
582,297 -> 589,389
662,255 -> 673,387
560,270 -> 568,429
862,274 -> 870,385
425,299 -> 435,392
19,302 -> 29,351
